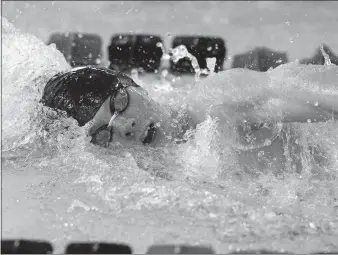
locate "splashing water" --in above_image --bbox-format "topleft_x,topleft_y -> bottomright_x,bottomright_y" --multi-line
170,44 -> 202,81
2,18 -> 338,253
320,45 -> 332,66
2,17 -> 71,155
206,57 -> 216,76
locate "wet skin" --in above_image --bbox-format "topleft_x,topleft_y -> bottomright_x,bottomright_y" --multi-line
88,67 -> 338,151
88,85 -> 179,147
87,65 -> 338,174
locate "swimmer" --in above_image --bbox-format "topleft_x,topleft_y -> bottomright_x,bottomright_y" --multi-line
42,64 -> 338,142
41,63 -> 338,175
3,17 -> 338,174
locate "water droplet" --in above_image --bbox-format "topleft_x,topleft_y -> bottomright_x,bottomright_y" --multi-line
258,151 -> 264,157
309,222 -> 316,229
289,38 -> 294,44
161,69 -> 168,77
285,21 -> 290,26
209,213 -> 217,218
264,139 -> 272,146
314,101 -> 318,106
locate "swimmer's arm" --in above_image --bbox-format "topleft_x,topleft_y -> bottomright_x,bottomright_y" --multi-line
265,64 -> 338,123
257,98 -> 338,124
209,96 -> 338,126
197,66 -> 338,124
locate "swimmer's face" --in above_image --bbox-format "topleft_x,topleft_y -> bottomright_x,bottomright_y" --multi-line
88,86 -> 176,147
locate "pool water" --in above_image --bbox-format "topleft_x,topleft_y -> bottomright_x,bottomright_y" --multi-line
2,2 -> 338,253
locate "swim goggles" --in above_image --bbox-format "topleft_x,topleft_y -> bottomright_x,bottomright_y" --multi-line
90,80 -> 140,146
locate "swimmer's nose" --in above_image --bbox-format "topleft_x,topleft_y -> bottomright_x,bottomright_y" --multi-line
111,116 -> 136,139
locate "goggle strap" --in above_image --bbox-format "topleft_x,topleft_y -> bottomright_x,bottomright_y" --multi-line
108,112 -> 119,127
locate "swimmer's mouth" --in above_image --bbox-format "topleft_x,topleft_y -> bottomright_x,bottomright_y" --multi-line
141,123 -> 157,145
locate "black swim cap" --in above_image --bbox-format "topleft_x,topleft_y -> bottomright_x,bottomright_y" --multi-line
41,66 -> 137,126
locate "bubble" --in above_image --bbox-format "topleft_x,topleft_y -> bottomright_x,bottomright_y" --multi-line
161,69 -> 168,77
309,222 -> 316,229
264,139 -> 272,146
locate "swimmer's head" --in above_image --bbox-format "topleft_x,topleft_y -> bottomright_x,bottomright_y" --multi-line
42,66 -> 177,147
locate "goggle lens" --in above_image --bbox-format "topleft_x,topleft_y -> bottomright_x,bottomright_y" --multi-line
90,125 -> 113,147
111,88 -> 129,113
